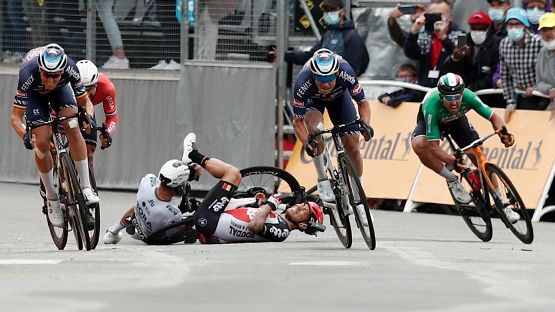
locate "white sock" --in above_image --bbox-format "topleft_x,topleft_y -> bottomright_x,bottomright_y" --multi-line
439,165 -> 458,182
313,154 -> 328,181
108,221 -> 126,234
74,159 -> 91,189
39,169 -> 58,200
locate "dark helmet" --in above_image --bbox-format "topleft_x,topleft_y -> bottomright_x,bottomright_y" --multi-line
437,73 -> 465,96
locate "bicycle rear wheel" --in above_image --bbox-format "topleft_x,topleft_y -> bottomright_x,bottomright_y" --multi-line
339,155 -> 376,250
449,176 -> 493,242
486,164 -> 533,244
86,166 -> 101,249
238,166 -> 301,205
326,167 -> 352,249
60,153 -> 91,250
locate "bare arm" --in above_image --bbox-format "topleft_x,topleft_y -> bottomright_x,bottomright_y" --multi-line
357,99 -> 371,125
10,107 -> 26,139
489,111 -> 506,131
77,94 -> 95,116
247,205 -> 272,234
293,117 -> 309,144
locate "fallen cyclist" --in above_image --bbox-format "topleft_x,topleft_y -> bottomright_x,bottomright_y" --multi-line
104,133 -> 325,245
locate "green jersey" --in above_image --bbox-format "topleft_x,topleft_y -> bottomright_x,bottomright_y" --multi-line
421,88 -> 493,140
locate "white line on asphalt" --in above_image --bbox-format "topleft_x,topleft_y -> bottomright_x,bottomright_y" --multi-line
0,259 -> 62,265
289,261 -> 363,266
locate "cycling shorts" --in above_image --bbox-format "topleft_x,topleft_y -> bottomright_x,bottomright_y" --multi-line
194,180 -> 237,236
25,84 -> 78,126
307,91 -> 360,135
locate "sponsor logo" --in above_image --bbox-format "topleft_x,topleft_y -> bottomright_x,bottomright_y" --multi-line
16,90 -> 27,98
269,226 -> 289,238
106,96 -> 115,110
66,66 -> 80,80
352,83 -> 362,96
293,99 -> 304,108
198,218 -> 207,227
229,220 -> 255,238
296,80 -> 312,98
21,75 -> 34,92
208,197 -> 229,212
338,70 -> 355,84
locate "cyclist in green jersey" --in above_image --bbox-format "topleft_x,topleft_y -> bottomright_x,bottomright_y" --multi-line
411,73 -> 516,216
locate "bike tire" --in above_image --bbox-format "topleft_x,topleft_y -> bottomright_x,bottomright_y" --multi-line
327,167 -> 352,248
87,166 -> 101,249
58,155 -> 83,251
449,176 -> 493,242
60,153 -> 91,250
339,155 -> 376,250
42,191 -> 69,250
486,164 -> 533,244
238,166 -> 301,206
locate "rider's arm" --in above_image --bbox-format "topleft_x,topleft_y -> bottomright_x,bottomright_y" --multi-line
356,99 -> 371,125
292,117 -> 309,144
489,112 -> 506,131
10,107 -> 26,139
247,204 -> 272,234
101,78 -> 119,135
77,94 -> 95,117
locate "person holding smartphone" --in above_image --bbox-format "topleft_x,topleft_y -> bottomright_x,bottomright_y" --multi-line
387,4 -> 427,48
403,1 -> 463,87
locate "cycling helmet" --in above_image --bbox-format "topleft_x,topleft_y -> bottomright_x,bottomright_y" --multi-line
301,201 -> 325,235
159,159 -> 189,188
310,48 -> 340,78
437,73 -> 465,96
76,60 -> 99,87
38,43 -> 67,73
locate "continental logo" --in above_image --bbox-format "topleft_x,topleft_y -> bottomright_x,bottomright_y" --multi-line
300,132 -> 414,163
440,140 -> 544,170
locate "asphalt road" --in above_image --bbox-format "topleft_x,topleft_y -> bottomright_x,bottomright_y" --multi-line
1,182 -> 554,312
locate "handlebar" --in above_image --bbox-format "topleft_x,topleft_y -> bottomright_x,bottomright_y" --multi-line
307,119 -> 364,144
453,126 -> 510,158
27,112 -> 80,131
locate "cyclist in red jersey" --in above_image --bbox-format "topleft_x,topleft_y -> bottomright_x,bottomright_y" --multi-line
75,60 -> 118,168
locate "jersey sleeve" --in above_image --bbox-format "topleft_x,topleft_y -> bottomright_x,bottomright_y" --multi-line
260,215 -> 290,242
337,61 -> 366,102
292,68 -> 314,118
421,93 -> 442,141
67,58 -> 87,99
99,76 -> 118,134
464,89 -> 493,119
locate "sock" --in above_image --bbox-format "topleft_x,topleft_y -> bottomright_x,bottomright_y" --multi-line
313,154 -> 327,181
74,159 -> 91,189
439,165 -> 458,182
108,220 -> 126,234
188,150 -> 209,167
39,169 -> 58,200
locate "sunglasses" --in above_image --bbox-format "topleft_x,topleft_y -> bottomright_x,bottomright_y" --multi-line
40,71 -> 62,78
443,94 -> 462,101
314,74 -> 336,83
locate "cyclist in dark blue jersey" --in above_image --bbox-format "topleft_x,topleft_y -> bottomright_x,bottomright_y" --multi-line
9,43 -> 99,227
292,48 -> 373,203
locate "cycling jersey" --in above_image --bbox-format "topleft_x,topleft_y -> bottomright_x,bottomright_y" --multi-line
133,174 -> 183,241
420,88 -> 493,141
91,73 -> 118,135
14,49 -> 86,110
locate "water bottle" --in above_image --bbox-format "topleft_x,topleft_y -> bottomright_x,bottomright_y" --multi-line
464,168 -> 481,192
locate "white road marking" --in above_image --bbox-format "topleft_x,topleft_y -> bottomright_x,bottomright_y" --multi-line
290,261 -> 363,266
0,259 -> 62,265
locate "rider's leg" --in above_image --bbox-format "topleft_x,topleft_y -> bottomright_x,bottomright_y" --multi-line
86,144 -> 96,172
341,134 -> 364,177
59,107 -> 92,190
304,109 -> 328,181
33,126 -> 57,200
411,135 -> 457,180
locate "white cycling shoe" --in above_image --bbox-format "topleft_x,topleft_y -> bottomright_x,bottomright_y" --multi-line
47,199 -> 64,227
317,179 -> 335,202
103,230 -> 123,244
447,180 -> 472,204
182,133 -> 197,164
82,187 -> 99,205
503,207 -> 520,224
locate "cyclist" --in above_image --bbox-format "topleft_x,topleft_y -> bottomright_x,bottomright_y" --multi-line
9,43 -> 99,227
75,60 -> 118,169
103,133 -> 325,245
292,48 -> 373,208
410,73 -> 519,222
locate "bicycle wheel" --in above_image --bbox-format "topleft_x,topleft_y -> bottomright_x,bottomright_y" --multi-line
326,167 -> 352,248
238,166 -> 301,205
449,176 -> 493,242
58,156 -> 83,250
486,164 -> 533,244
60,153 -> 91,250
41,179 -> 69,250
339,155 -> 376,250
86,166 -> 100,249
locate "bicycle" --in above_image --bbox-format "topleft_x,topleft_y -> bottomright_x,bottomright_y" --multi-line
32,112 -> 93,251
307,119 -> 376,250
444,127 -> 533,244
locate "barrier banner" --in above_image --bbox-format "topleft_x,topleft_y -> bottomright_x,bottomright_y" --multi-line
410,108 -> 555,209
285,101 -> 422,200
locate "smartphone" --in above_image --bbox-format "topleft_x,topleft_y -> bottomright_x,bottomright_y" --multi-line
424,13 -> 442,32
457,34 -> 467,47
398,5 -> 417,15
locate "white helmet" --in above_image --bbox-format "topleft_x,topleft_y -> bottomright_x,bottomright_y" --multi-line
38,43 -> 67,73
159,159 -> 189,188
76,60 -> 99,87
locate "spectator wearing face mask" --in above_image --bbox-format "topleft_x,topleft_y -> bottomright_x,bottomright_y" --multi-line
533,12 -> 555,113
404,1 -> 463,87
377,64 -> 425,107
523,0 -> 551,34
488,0 -> 512,40
442,11 -> 505,107
499,8 -> 544,120
283,0 -> 369,76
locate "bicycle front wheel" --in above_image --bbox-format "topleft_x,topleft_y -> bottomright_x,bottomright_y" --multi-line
326,167 -> 352,248
42,180 -> 69,250
86,166 -> 100,249
486,164 -> 533,244
339,155 -> 376,250
238,166 -> 301,205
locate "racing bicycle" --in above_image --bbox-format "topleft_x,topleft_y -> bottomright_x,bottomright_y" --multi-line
444,127 -> 533,244
307,120 -> 376,250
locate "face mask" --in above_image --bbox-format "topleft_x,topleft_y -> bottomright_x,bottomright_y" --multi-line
527,7 -> 544,25
508,28 -> 525,42
488,8 -> 505,24
470,30 -> 487,45
542,38 -> 555,50
323,11 -> 340,26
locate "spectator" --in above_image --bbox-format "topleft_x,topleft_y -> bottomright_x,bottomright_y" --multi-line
533,12 -> 555,113
442,12 -> 501,93
488,0 -> 512,40
283,0 -> 369,76
387,4 -> 426,49
499,8 -> 544,120
378,64 -> 425,107
22,0 -> 49,47
3,0 -> 28,63
523,0 -> 549,34
114,0 -> 159,26
97,0 -> 130,69
404,1 -> 463,87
